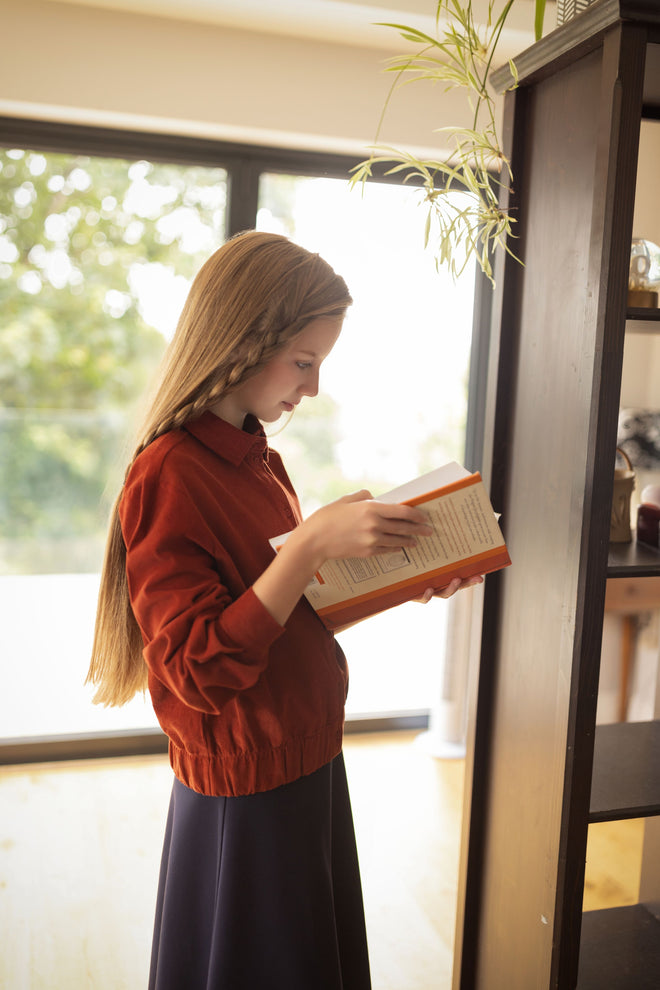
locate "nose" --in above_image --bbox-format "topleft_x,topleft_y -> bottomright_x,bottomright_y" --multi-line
302,368 -> 319,398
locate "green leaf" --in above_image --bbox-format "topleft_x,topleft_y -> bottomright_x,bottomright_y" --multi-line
508,58 -> 519,89
354,0 -> 537,286
534,0 -> 546,41
375,22 -> 442,48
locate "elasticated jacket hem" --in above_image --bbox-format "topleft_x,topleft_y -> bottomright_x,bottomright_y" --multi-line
169,720 -> 345,797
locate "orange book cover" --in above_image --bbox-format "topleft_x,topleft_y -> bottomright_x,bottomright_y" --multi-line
270,462 -> 511,631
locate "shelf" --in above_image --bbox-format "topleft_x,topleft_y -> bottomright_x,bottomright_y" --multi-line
590,720 -> 660,822
578,904 -> 660,989
626,307 -> 660,321
607,541 -> 660,577
626,307 -> 660,333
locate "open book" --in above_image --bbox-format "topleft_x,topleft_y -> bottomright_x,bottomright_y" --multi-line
270,462 -> 511,631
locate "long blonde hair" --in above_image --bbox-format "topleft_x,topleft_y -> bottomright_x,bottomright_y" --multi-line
87,230 -> 352,706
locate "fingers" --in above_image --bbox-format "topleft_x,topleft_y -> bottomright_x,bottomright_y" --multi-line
416,576 -> 484,604
371,502 -> 433,536
433,574 -> 485,599
341,499 -> 432,549
339,493 -> 430,526
435,577 -> 463,599
308,494 -> 433,562
416,575 -> 486,604
367,506 -> 433,551
377,501 -> 431,527
335,494 -> 432,541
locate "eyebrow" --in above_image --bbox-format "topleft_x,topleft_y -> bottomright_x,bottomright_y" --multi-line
296,349 -> 317,358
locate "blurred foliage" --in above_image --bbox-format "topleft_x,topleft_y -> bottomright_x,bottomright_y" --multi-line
2,149 -> 468,576
0,147 -> 227,573
257,172 -> 310,236
274,393 -> 394,517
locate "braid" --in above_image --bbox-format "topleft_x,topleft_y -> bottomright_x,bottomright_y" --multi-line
88,231 -> 352,707
129,314 -> 310,469
133,383 -> 223,459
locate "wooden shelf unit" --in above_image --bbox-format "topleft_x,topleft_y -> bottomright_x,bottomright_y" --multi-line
453,4 -> 660,988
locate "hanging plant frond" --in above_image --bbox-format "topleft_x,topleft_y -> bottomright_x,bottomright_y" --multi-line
351,0 -> 546,285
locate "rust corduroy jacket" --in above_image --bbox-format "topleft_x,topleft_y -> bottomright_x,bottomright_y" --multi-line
119,411 -> 348,797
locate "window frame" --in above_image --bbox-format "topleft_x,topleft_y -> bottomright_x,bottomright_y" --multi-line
0,115 -> 490,764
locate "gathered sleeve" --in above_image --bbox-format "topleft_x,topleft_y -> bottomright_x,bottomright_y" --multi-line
119,461 -> 285,715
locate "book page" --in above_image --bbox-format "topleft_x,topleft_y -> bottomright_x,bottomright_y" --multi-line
313,476 -> 501,609
272,473 -> 507,616
376,461 -> 470,505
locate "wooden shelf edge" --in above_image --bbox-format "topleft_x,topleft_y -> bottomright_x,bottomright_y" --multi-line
627,307 -> 660,321
578,904 -> 660,989
625,308 -> 660,333
590,720 -> 660,822
607,541 -> 660,577
589,803 -> 660,823
491,1 -> 660,93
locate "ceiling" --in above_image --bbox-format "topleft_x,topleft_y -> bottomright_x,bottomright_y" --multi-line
46,0 -> 551,57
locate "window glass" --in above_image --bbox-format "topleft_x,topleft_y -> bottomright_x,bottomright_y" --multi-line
0,148 -> 227,737
257,173 -> 476,715
0,150 -> 475,741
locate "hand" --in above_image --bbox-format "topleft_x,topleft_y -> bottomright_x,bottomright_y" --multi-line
253,491 -> 433,627
301,490 -> 434,566
415,574 -> 484,604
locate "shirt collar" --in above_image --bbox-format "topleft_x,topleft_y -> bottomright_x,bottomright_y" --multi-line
183,411 -> 269,465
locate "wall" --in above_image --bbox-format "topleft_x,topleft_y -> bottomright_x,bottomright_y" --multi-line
1,0 -> 481,158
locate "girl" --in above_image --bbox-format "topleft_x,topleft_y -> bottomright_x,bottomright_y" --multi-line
87,230 -> 476,990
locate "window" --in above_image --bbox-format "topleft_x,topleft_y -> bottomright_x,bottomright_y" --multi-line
257,173 -> 476,716
0,122 -> 481,756
1,143 -> 227,740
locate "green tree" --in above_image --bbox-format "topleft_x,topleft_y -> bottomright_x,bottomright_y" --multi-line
0,148 -> 227,572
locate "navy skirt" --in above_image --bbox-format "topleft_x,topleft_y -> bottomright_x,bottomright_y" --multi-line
149,752 -> 371,990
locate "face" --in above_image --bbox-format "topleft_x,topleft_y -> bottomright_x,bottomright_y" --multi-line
212,314 -> 344,429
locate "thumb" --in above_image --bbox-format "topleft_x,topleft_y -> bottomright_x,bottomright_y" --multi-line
338,489 -> 373,503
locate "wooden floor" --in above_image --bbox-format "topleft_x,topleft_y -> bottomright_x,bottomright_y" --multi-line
0,731 -> 643,990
